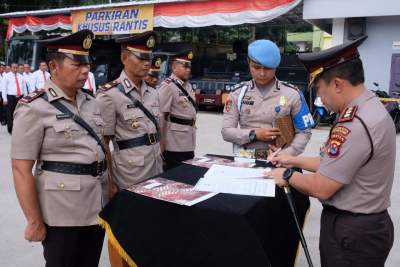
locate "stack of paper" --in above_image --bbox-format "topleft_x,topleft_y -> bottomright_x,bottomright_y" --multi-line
194,165 -> 276,197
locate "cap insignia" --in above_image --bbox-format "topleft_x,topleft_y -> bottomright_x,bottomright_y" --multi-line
83,35 -> 93,50
146,36 -> 155,49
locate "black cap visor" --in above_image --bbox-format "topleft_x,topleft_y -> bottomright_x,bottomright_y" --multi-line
64,53 -> 91,64
124,49 -> 152,60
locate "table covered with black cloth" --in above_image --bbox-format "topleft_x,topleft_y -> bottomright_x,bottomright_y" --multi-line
99,158 -> 310,267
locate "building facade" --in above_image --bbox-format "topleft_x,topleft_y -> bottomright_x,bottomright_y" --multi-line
303,0 -> 400,96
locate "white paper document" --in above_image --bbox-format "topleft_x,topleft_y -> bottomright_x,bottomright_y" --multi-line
204,164 -> 271,179
194,164 -> 275,197
195,177 -> 275,197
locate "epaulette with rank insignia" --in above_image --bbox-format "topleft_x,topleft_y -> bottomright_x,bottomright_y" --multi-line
19,89 -> 45,104
161,78 -> 172,85
81,88 -> 94,97
230,81 -> 247,92
280,81 -> 299,91
98,80 -> 120,92
338,106 -> 358,122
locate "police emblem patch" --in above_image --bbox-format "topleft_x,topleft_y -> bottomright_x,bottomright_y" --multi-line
326,125 -> 350,158
327,139 -> 343,157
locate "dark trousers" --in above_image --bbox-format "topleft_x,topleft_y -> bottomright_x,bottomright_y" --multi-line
320,207 -> 394,267
163,150 -> 194,170
6,95 -> 19,134
0,93 -> 6,125
42,225 -> 105,267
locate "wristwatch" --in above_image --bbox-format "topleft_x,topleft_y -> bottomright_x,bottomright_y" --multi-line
249,130 -> 256,142
283,168 -> 295,183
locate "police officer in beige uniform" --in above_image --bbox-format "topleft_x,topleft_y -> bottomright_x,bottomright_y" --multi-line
96,31 -> 163,190
158,48 -> 197,170
222,40 -> 312,159
268,36 -> 395,266
96,30 -> 163,267
11,30 -> 107,267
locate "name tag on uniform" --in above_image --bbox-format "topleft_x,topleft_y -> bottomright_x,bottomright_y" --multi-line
242,100 -> 254,106
56,114 -> 72,120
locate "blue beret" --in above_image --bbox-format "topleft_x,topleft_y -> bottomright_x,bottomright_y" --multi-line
248,40 -> 281,69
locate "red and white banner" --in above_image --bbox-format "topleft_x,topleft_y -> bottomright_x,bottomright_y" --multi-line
154,0 -> 302,28
5,0 -> 301,39
6,15 -> 71,40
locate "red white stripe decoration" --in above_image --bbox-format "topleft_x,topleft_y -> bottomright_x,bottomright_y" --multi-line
154,0 -> 302,28
7,15 -> 71,40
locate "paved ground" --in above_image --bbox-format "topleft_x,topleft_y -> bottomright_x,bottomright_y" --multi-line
0,111 -> 399,267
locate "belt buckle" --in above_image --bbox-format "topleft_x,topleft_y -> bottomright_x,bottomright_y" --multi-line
192,119 -> 196,127
148,133 -> 157,145
95,161 -> 103,177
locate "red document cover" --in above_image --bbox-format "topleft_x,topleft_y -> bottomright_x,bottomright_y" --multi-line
127,177 -> 217,206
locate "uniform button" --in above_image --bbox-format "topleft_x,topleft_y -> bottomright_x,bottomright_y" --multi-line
128,160 -> 133,164
59,183 -> 65,189
65,126 -> 70,130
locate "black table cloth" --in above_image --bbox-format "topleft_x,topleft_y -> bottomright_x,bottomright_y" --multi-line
99,159 -> 310,267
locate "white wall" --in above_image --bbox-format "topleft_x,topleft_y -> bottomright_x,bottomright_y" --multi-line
359,16 -> 400,92
303,0 -> 400,20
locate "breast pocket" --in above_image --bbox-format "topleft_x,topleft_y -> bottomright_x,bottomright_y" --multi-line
122,108 -> 145,129
88,115 -> 105,136
52,121 -> 83,140
44,176 -> 81,191
170,123 -> 191,132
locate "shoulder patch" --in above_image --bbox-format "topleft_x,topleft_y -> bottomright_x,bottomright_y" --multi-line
338,106 -> 358,123
326,125 -> 351,158
19,89 -> 45,104
98,80 -> 120,92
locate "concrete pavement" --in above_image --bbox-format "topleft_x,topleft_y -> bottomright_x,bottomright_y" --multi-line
0,111 -> 399,266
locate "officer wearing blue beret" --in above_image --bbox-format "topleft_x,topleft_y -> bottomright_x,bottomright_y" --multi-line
222,39 -> 312,160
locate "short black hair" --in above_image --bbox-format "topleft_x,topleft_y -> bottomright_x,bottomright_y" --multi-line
319,58 -> 365,86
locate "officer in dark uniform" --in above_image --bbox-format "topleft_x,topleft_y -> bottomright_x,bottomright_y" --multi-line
267,36 -> 395,267
11,30 -> 107,267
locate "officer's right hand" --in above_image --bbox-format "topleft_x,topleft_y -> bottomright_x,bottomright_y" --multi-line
255,128 -> 281,142
268,152 -> 294,168
25,221 -> 46,242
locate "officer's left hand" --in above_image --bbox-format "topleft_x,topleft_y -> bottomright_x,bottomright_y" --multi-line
265,168 -> 288,188
25,221 -> 46,242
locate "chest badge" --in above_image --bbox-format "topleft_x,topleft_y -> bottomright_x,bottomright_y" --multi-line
178,97 -> 189,108
131,118 -> 140,129
279,96 -> 288,107
64,126 -> 72,139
